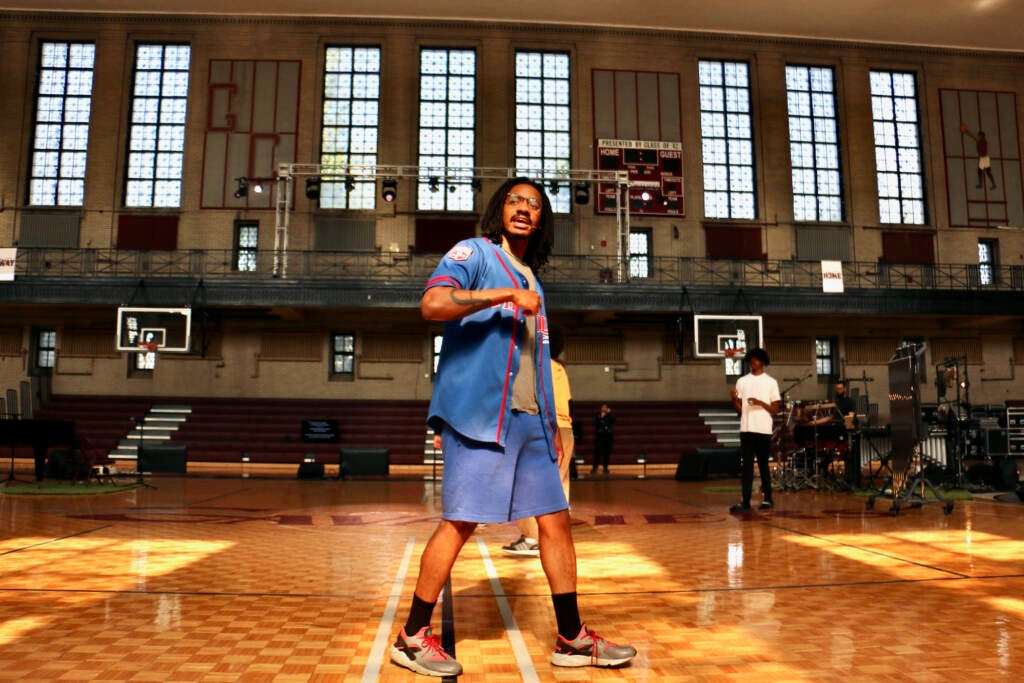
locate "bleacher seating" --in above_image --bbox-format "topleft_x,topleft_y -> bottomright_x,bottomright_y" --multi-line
572,401 -> 730,467
33,396 -> 733,470
33,395 -> 148,461
166,398 -> 430,466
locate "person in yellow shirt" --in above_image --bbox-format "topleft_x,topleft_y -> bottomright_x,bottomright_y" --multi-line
503,324 -> 573,556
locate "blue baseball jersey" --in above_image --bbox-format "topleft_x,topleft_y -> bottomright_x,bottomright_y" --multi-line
424,237 -> 557,454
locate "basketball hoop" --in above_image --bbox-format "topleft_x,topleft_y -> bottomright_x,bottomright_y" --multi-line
724,347 -> 744,359
138,341 -> 159,353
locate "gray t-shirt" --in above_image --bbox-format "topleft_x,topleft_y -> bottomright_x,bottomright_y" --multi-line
505,249 -> 539,415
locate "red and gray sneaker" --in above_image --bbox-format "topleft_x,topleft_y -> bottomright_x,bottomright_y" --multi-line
389,626 -> 463,677
550,624 -> 637,667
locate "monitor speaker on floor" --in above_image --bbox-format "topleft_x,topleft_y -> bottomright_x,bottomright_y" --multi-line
675,452 -> 707,481
994,457 -> 1020,490
297,461 -> 325,479
339,448 -> 389,477
138,444 -> 187,474
699,447 -> 742,477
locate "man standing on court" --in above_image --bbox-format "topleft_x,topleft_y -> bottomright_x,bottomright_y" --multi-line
590,402 -> 615,475
729,347 -> 781,512
389,177 -> 636,677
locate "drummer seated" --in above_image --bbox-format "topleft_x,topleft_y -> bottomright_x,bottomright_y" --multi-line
834,382 -> 859,429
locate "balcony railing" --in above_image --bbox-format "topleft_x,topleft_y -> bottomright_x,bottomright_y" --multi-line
8,247 -> 1022,292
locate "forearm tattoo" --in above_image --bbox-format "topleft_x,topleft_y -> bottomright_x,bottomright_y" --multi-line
450,288 -> 493,312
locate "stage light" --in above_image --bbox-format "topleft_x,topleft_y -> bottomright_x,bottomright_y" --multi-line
344,175 -> 356,193
233,177 -> 248,199
252,181 -> 264,194
640,190 -> 652,202
573,182 -> 589,205
381,178 -> 397,203
305,177 -> 321,200
470,178 -> 482,193
449,184 -> 457,193
549,180 -> 560,195
428,176 -> 440,193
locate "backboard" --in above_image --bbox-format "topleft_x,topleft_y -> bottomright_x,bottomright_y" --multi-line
693,314 -> 763,359
116,307 -> 192,353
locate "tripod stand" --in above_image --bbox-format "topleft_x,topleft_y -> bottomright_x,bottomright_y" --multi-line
866,343 -> 953,516
865,442 -> 954,516
771,373 -> 814,491
4,445 -> 31,486
794,405 -> 846,491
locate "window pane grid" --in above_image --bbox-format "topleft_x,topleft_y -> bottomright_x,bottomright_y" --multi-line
786,65 -> 844,222
815,338 -> 833,376
870,70 -> 926,225
699,60 -> 755,219
628,230 -> 650,279
235,223 -> 258,272
321,46 -> 381,210
135,351 -> 156,370
332,334 -> 355,375
978,240 -> 996,286
125,43 -> 191,208
418,48 -> 476,211
37,330 -> 57,369
514,51 -> 571,213
29,41 -> 96,206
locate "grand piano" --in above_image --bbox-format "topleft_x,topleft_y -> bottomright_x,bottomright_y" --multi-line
0,419 -> 77,481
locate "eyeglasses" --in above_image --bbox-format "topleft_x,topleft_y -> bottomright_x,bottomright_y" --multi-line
505,192 -> 542,211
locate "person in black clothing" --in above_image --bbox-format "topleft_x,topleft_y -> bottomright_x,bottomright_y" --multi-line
591,403 -> 615,475
833,381 -> 858,427
834,380 -> 861,487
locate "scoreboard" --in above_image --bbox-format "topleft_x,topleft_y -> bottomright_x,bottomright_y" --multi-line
596,139 -> 684,216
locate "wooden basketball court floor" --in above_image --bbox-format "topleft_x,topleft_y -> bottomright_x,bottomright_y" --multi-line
2,469 -> 1023,681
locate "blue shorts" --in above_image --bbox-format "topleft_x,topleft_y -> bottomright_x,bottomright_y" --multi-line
440,411 -> 567,523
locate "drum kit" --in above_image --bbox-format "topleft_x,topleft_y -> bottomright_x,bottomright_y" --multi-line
771,401 -> 852,491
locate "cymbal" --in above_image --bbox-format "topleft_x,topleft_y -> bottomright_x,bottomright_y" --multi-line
807,402 -> 836,410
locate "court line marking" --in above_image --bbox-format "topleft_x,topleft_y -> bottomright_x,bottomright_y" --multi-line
362,536 -> 415,683
477,537 -> 540,683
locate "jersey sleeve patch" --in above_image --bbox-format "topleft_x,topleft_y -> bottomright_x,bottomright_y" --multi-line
446,245 -> 474,261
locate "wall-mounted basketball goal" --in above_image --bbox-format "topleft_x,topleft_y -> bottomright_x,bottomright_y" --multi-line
693,314 -> 764,359
116,307 -> 192,353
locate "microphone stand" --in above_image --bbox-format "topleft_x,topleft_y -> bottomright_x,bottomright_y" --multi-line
780,371 -> 814,398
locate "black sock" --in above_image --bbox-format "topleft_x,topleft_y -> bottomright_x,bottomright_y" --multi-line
552,592 -> 582,640
403,594 -> 436,636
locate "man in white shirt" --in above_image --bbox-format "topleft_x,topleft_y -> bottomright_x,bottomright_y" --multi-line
729,348 -> 781,512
